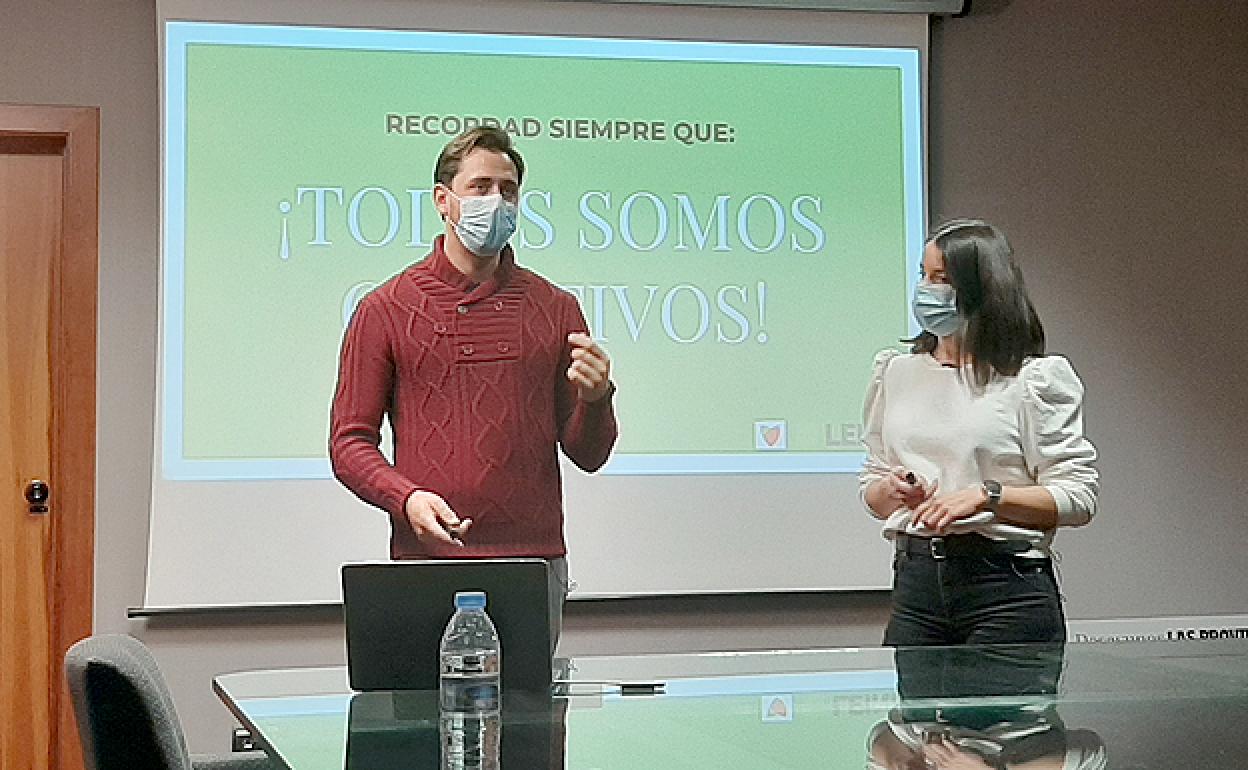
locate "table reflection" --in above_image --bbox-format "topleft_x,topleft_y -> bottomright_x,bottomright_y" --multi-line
867,644 -> 1106,770
344,689 -> 567,770
214,641 -> 1248,769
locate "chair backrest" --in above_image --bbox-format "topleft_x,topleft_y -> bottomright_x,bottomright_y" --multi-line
63,634 -> 193,770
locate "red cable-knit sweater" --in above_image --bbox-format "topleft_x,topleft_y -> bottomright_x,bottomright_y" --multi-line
330,236 -> 618,559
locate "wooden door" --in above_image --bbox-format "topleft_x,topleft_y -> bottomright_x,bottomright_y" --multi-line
0,104 -> 98,770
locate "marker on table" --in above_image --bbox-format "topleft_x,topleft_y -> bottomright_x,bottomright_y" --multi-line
554,680 -> 666,696
619,681 -> 666,695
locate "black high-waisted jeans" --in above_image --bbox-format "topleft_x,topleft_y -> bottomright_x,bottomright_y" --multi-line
883,536 -> 1066,647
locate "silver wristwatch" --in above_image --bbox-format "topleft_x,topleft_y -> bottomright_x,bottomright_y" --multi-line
981,479 -> 1003,511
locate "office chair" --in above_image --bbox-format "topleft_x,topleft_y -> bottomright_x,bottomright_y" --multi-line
64,634 -> 276,770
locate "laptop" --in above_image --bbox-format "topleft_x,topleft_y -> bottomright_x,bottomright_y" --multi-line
342,558 -> 553,693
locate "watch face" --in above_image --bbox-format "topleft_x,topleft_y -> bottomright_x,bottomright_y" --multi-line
983,479 -> 1002,507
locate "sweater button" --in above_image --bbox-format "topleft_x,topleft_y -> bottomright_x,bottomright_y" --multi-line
461,344 -> 474,355
457,305 -> 469,315
497,342 -> 509,353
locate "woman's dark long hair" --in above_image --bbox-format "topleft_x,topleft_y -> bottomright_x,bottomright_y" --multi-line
909,219 -> 1045,386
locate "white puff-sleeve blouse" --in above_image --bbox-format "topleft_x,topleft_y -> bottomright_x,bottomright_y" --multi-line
858,349 -> 1099,552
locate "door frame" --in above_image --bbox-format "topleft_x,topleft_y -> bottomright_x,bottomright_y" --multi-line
1,103 -> 98,770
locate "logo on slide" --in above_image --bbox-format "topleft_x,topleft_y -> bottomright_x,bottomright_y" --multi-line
754,420 -> 787,450
761,694 -> 794,722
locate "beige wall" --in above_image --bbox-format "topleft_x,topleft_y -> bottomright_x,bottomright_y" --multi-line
3,0 -> 1245,754
929,0 -> 1248,616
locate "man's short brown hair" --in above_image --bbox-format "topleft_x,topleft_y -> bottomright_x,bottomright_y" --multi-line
433,126 -> 526,187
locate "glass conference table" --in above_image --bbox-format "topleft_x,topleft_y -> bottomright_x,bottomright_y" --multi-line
214,640 -> 1248,769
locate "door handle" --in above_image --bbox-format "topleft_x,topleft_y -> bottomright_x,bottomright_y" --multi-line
25,479 -> 49,514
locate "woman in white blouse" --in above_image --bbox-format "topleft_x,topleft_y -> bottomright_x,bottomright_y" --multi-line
860,219 -> 1099,646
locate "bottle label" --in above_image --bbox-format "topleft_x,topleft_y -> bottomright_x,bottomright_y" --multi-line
440,675 -> 500,713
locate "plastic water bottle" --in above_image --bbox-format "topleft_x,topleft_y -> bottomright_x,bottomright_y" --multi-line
439,711 -> 500,770
439,591 -> 501,714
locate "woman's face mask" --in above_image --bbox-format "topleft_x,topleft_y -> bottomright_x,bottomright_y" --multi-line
912,280 -> 962,337
448,190 -> 518,257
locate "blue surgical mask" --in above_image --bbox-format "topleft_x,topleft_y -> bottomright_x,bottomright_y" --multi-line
912,281 -> 962,337
449,191 -> 518,257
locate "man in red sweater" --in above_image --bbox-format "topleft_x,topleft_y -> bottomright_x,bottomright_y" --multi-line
330,127 -> 618,644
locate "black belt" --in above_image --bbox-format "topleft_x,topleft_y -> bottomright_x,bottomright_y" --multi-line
895,533 -> 1033,561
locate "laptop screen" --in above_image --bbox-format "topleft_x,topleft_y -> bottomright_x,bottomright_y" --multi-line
342,559 -> 553,693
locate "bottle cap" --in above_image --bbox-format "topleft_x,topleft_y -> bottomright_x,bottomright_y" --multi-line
453,591 -> 487,610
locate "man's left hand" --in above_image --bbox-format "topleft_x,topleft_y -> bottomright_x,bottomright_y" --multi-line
567,333 -> 612,401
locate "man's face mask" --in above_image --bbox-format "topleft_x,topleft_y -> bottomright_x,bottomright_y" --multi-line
912,281 -> 962,337
447,190 -> 518,257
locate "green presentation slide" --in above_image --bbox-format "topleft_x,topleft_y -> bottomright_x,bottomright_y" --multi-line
163,23 -> 924,480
